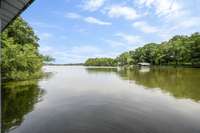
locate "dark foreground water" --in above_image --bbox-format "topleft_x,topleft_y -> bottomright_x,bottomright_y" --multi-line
2,66 -> 200,133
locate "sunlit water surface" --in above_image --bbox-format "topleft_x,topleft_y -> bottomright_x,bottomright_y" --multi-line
2,66 -> 200,133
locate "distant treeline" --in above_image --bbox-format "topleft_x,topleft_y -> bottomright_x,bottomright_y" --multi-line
85,58 -> 117,66
46,63 -> 84,66
85,32 -> 200,67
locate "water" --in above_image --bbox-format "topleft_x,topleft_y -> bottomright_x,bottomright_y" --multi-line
2,66 -> 200,133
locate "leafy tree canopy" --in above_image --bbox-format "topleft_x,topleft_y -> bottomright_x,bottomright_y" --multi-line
85,32 -> 200,67
1,17 -> 54,81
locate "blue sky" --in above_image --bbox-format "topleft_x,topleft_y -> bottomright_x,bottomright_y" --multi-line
22,0 -> 200,63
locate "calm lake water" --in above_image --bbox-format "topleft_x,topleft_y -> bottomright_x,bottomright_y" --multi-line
2,66 -> 200,133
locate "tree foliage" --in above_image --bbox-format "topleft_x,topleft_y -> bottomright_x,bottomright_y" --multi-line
42,55 -> 55,64
129,33 -> 200,66
116,52 -> 131,66
1,17 -> 52,81
85,58 -> 116,66
85,32 -> 200,67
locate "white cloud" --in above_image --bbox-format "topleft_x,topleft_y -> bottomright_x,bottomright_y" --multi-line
39,44 -> 123,63
136,0 -> 198,25
65,12 -> 111,26
115,33 -> 143,44
158,16 -> 200,40
39,45 -> 54,55
135,0 -> 188,25
39,45 -> 101,63
103,33 -> 144,50
84,17 -> 111,25
68,45 -> 121,62
177,17 -> 200,29
134,0 -> 200,40
31,21 -> 62,30
105,39 -> 125,48
136,0 -> 182,17
70,45 -> 102,55
65,12 -> 81,19
133,21 -> 158,33
107,5 -> 139,20
82,0 -> 106,11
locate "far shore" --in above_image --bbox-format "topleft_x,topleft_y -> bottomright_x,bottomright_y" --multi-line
45,64 -> 200,68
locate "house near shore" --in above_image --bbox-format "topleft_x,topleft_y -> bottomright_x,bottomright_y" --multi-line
138,62 -> 150,66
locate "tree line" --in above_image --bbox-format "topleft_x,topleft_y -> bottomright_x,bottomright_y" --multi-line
85,58 -> 117,66
85,32 -> 200,67
1,17 -> 54,81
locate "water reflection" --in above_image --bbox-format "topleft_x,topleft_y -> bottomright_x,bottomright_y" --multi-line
2,66 -> 200,133
138,67 -> 150,73
2,80 -> 45,133
86,67 -> 200,101
86,67 -> 118,74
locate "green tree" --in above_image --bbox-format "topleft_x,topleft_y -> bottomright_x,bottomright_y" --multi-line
1,17 -> 44,81
84,33 -> 200,67
190,33 -> 200,66
85,58 -> 116,66
116,52 -> 130,66
42,55 -> 55,64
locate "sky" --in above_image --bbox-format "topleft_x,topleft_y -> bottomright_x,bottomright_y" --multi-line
22,0 -> 200,64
